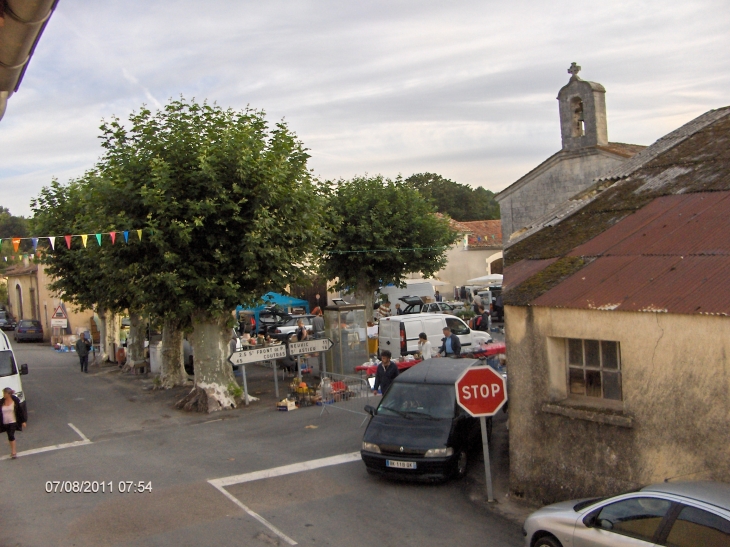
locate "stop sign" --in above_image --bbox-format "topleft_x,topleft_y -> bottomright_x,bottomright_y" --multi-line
455,365 -> 507,417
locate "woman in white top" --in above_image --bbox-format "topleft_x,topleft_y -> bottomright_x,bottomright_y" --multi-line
418,333 -> 434,360
1,387 -> 27,459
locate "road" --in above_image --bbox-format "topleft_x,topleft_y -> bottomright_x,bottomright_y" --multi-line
0,342 -> 523,547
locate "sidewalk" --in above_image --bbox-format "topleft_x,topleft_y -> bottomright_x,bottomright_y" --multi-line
465,411 -> 540,526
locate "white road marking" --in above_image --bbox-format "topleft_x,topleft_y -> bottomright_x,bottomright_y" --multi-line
68,423 -> 90,442
209,482 -> 298,546
208,451 -> 362,545
0,423 -> 92,461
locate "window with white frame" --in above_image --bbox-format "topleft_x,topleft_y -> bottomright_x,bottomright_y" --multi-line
566,338 -> 622,401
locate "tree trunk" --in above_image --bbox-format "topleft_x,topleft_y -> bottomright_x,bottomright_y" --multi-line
124,312 -> 146,370
98,310 -> 108,361
103,311 -> 120,363
159,319 -> 187,389
176,311 -> 238,412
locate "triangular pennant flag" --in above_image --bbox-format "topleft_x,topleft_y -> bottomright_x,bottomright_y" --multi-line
110,232 -> 116,244
3,257 -> 6,262
32,237 -> 39,251
65,235 -> 72,249
123,231 -> 129,243
81,234 -> 88,248
49,236 -> 55,250
136,229 -> 142,241
11,255 -> 15,260
0,238 -> 3,247
12,238 -> 20,252
95,233 -> 102,246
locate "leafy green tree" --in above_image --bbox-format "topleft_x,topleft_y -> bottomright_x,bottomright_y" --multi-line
0,206 -> 31,265
406,173 -> 500,221
96,98 -> 325,411
320,175 -> 458,305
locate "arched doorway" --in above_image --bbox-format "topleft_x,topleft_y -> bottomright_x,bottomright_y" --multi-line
15,284 -> 23,320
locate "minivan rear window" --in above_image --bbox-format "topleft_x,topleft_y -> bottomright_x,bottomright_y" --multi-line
0,350 -> 17,377
378,383 -> 456,419
19,320 -> 41,327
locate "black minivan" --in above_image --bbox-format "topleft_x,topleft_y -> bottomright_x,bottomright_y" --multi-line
361,358 -> 489,481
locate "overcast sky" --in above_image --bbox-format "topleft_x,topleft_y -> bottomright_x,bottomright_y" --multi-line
1,0 -> 729,217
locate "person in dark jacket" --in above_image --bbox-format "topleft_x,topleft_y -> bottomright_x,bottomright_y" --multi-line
475,306 -> 491,331
372,350 -> 399,395
75,334 -> 91,373
438,327 -> 461,357
1,387 -> 27,459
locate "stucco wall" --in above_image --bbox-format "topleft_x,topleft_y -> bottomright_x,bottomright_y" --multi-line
506,305 -> 730,504
499,151 -> 626,238
6,267 -> 93,341
433,246 -> 501,297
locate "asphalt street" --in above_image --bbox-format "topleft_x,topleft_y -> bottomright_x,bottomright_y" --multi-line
0,341 -> 524,547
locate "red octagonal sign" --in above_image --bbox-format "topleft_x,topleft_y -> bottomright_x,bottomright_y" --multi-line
455,365 -> 507,417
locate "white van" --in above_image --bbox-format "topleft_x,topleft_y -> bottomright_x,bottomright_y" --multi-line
0,331 -> 28,411
378,313 -> 492,357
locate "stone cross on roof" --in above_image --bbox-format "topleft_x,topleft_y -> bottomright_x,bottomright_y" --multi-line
568,62 -> 581,79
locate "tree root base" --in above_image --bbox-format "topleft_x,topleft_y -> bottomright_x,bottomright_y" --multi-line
175,386 -> 209,413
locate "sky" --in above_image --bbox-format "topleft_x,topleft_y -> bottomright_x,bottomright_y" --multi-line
1,0 -> 729,218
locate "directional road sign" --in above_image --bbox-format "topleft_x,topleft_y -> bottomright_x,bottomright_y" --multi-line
228,344 -> 287,366
455,365 -> 507,417
288,338 -> 333,357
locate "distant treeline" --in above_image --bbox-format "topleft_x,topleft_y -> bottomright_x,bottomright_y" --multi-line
405,173 -> 500,221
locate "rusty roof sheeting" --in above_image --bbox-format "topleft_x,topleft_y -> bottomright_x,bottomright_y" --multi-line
503,258 -> 557,291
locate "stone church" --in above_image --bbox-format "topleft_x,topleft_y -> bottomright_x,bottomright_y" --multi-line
496,63 -> 645,241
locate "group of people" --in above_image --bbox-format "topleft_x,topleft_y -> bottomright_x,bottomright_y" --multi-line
372,326 -> 462,395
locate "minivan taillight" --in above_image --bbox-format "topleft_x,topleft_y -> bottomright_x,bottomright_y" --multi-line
400,323 -> 406,355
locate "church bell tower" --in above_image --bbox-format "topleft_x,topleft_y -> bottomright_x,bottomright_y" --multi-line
557,62 -> 608,150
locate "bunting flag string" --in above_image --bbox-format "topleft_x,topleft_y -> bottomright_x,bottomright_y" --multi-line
0,229 -> 148,256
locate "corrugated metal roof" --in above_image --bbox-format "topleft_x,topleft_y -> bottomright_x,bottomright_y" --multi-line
503,258 -> 557,291
533,191 -> 730,315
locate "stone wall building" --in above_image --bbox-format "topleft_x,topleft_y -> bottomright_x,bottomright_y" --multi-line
496,63 -> 644,241
502,106 -> 730,504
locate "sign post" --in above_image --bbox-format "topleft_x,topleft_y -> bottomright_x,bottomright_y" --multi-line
455,365 -> 507,502
229,346 -> 288,405
288,338 -> 334,380
51,305 -> 68,328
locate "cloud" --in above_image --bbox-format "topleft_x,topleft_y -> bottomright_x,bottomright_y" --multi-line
1,0 -> 729,217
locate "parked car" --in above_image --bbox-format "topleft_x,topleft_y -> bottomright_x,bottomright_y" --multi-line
0,311 -> 16,331
361,358 -> 487,481
379,313 -> 492,357
0,330 -> 29,411
255,307 -> 292,333
400,296 -> 458,315
269,315 -> 315,341
523,480 -> 730,547
14,319 -> 44,342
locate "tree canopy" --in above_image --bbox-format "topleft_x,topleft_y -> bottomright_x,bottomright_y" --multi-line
405,172 -> 500,221
320,175 -> 458,299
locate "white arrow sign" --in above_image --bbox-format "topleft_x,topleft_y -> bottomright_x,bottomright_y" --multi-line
229,345 -> 288,366
288,338 -> 334,356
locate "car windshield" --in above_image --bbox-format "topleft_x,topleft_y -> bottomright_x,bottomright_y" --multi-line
378,383 -> 456,420
0,350 -> 17,377
19,320 -> 40,327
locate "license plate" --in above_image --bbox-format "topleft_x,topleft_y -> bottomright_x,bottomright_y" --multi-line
386,460 -> 416,469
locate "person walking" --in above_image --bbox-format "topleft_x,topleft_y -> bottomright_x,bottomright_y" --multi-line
311,307 -> 325,338
372,350 -> 399,395
295,319 -> 309,341
1,387 -> 27,459
438,326 -> 462,357
417,333 -> 434,359
75,334 -> 92,373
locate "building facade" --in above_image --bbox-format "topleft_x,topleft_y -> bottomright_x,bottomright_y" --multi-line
503,106 -> 730,504
496,63 -> 644,241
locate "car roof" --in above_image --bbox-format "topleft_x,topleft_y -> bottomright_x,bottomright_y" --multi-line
641,481 -> 730,511
0,331 -> 10,351
382,313 -> 461,322
394,358 -> 480,385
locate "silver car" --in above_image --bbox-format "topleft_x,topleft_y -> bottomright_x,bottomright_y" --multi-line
523,481 -> 730,547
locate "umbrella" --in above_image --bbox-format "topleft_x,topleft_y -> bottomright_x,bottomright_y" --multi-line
466,274 -> 503,285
